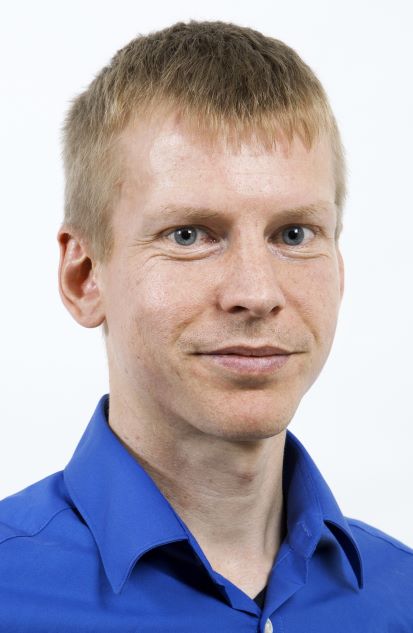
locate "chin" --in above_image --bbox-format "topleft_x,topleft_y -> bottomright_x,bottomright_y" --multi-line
200,412 -> 293,442
223,427 -> 286,443
173,386 -> 302,440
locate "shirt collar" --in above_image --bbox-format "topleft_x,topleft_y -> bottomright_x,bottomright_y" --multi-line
64,395 -> 188,594
63,394 -> 364,594
283,431 -> 364,589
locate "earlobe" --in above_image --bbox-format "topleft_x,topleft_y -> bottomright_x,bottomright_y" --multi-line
57,228 -> 105,328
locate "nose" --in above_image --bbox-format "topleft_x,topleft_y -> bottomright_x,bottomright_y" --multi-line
216,238 -> 287,318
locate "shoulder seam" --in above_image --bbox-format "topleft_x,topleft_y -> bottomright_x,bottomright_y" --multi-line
0,506 -> 72,547
349,520 -> 413,557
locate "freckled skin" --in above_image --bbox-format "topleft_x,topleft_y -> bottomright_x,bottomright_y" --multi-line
99,113 -> 344,442
59,110 -> 345,597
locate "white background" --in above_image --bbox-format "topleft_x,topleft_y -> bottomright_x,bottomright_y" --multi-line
0,1 -> 412,546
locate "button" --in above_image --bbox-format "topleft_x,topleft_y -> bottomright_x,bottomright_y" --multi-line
264,619 -> 273,633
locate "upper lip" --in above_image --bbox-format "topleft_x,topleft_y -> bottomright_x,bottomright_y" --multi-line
202,345 -> 291,356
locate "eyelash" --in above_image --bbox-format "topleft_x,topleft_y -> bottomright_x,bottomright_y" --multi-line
162,224 -> 318,248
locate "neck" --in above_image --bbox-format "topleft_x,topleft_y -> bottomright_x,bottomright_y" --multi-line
108,390 -> 287,598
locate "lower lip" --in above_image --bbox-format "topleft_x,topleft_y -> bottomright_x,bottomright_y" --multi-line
200,353 -> 290,374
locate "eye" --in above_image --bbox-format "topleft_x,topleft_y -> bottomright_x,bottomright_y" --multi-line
167,226 -> 207,247
281,226 -> 314,246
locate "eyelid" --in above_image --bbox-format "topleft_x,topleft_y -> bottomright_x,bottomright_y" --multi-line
161,222 -> 321,247
162,225 -> 216,243
275,224 -> 318,244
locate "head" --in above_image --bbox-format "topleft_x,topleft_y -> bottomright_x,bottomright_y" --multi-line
58,20 -> 345,441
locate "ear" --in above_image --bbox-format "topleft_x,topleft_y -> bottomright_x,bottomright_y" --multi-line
338,248 -> 345,300
57,227 -> 105,328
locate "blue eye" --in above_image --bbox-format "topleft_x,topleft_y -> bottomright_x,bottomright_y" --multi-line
166,225 -> 313,248
282,226 -> 306,245
172,227 -> 199,246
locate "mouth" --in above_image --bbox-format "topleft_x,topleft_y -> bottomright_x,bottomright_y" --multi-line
196,351 -> 292,375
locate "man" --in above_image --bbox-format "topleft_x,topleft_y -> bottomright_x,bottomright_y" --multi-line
0,20 -> 412,632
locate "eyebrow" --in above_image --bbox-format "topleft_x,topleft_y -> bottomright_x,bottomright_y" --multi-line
159,205 -> 222,219
157,202 -> 335,221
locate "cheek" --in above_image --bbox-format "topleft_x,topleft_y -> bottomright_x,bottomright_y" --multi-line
126,261 -> 207,344
283,258 -> 342,343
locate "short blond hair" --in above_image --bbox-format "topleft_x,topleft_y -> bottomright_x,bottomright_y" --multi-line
62,20 -> 345,262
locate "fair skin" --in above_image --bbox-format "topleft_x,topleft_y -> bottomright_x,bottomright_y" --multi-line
58,110 -> 344,599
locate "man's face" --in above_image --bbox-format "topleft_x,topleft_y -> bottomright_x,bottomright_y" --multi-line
98,113 -> 343,440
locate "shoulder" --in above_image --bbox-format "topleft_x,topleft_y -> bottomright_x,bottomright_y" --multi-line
0,472 -> 102,628
347,517 -> 413,607
0,472 -> 94,586
0,471 -> 74,545
348,517 -> 413,559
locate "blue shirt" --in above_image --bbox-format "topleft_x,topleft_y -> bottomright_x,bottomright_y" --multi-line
1,395 -> 412,632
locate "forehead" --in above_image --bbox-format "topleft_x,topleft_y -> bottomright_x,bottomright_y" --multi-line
116,112 -> 335,214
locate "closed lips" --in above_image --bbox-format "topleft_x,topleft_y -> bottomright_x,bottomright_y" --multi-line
203,346 -> 290,356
